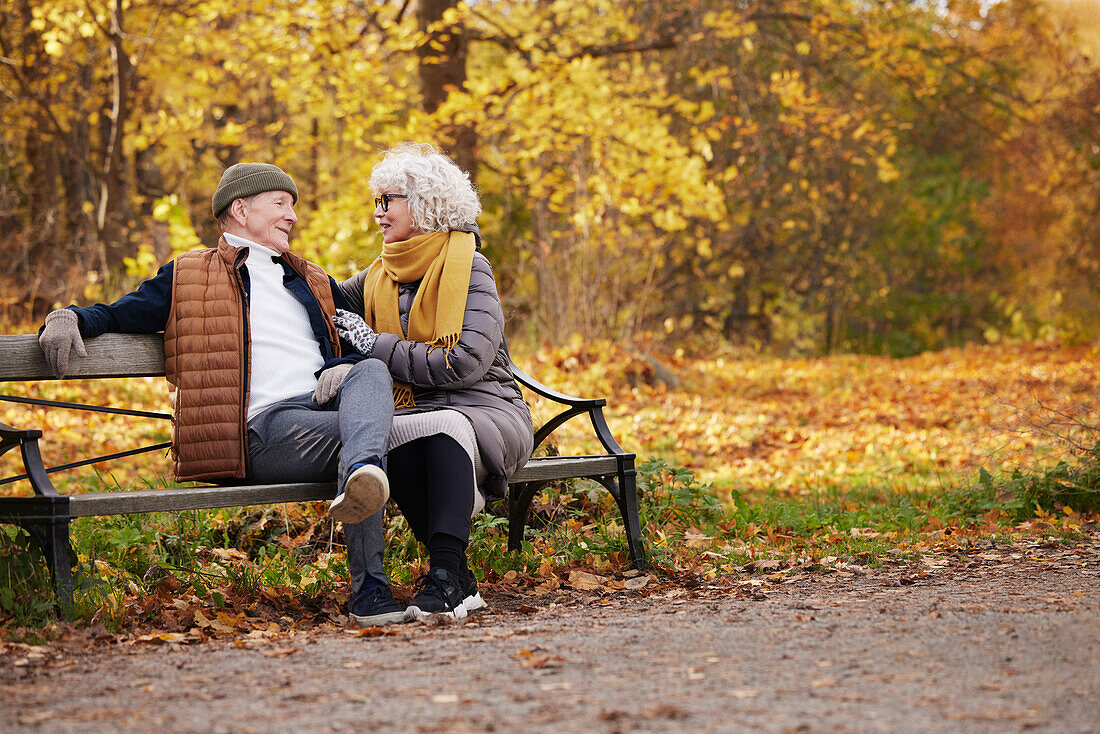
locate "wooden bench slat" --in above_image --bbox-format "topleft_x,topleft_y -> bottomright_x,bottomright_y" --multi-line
63,456 -> 623,518
511,455 -> 620,482
68,483 -> 335,517
0,333 -> 166,381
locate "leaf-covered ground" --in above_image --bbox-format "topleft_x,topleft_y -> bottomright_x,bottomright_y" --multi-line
520,339 -> 1100,492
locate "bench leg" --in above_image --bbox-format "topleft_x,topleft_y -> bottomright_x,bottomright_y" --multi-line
592,473 -> 647,572
23,519 -> 76,618
508,472 -> 647,572
0,428 -> 78,617
613,467 -> 647,572
507,481 -> 543,553
1,494 -> 76,619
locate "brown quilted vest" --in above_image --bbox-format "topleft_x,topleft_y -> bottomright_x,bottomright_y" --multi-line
163,238 -> 341,482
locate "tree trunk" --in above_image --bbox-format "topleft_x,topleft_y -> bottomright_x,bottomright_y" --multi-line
136,146 -> 169,262
17,0 -> 64,313
416,0 -> 478,178
309,117 -> 320,211
97,0 -> 134,272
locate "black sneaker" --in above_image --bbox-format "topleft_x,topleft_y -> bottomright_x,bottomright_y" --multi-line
405,568 -> 467,620
459,566 -> 486,614
349,579 -> 407,627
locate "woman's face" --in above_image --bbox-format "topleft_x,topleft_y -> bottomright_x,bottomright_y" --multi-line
375,193 -> 423,244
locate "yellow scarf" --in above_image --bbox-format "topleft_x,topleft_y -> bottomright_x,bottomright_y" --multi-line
362,230 -> 475,408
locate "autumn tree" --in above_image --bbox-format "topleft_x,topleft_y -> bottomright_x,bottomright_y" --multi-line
973,0 -> 1100,342
0,0 -> 214,311
1,0 -> 1096,356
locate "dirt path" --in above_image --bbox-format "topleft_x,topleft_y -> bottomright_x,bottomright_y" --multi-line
4,537 -> 1099,733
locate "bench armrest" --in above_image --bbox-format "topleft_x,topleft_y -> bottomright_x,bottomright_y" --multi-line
0,421 -> 60,497
508,362 -> 606,410
509,359 -> 631,458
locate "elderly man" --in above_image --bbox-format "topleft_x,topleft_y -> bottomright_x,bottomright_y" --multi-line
37,162 -> 405,626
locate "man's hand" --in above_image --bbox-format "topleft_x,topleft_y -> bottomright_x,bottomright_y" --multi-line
313,363 -> 354,404
38,309 -> 87,377
333,309 -> 378,356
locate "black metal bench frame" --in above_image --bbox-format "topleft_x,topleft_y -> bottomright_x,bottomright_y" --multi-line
0,332 -> 645,616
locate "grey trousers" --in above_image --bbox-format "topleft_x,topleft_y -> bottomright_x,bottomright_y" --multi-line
247,359 -> 394,590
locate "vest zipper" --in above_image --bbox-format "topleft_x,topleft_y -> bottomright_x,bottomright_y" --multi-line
235,252 -> 252,477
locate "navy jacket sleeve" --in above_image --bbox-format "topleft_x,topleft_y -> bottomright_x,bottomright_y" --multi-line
72,262 -> 175,337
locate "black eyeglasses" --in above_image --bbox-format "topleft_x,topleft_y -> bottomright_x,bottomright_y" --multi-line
374,193 -> 408,212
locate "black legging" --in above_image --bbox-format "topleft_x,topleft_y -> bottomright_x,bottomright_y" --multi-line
386,433 -> 475,547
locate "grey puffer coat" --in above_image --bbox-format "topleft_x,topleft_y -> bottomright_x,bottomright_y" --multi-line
338,246 -> 533,500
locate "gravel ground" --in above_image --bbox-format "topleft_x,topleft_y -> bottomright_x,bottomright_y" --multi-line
3,537 -> 1098,733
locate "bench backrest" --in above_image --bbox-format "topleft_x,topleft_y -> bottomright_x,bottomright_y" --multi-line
0,332 -> 613,458
0,333 -> 166,381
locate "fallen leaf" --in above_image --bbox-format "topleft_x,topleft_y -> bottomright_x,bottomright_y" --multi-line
356,627 -> 388,637
135,632 -> 188,644
418,613 -> 461,627
516,648 -> 565,669
568,570 -> 607,591
17,713 -> 55,725
209,548 -> 250,563
261,647 -> 299,658
192,610 -> 236,634
685,529 -> 712,546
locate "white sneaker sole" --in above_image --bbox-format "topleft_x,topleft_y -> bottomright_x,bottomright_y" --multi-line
351,610 -> 408,627
463,592 -> 486,613
405,603 -> 468,622
329,464 -> 389,524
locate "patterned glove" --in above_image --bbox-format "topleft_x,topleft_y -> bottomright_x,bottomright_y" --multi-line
333,308 -> 378,356
312,362 -> 354,404
38,309 -> 87,377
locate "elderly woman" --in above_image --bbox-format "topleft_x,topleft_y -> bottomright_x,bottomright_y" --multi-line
336,144 -> 533,621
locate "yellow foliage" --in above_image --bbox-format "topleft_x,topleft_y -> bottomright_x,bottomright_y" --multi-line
2,0 -> 1096,348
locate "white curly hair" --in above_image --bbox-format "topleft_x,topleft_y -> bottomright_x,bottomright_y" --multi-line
369,143 -> 481,233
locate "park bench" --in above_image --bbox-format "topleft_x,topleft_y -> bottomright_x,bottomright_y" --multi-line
0,332 -> 645,616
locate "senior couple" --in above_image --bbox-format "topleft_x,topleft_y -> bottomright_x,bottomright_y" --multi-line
37,144 -> 533,625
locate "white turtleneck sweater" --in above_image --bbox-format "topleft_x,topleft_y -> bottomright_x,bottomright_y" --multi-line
223,234 -> 326,420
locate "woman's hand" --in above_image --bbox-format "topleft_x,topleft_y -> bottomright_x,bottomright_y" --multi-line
333,308 -> 378,356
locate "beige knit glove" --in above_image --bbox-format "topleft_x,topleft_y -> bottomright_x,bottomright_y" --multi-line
39,309 -> 87,377
312,362 -> 354,405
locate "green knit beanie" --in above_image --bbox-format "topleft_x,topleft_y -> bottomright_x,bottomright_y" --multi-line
211,162 -> 298,219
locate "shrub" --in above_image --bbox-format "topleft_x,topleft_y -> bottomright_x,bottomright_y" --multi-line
978,440 -> 1100,520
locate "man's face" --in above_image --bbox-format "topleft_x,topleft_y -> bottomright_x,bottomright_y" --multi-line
237,190 -> 297,253
375,193 -> 422,244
